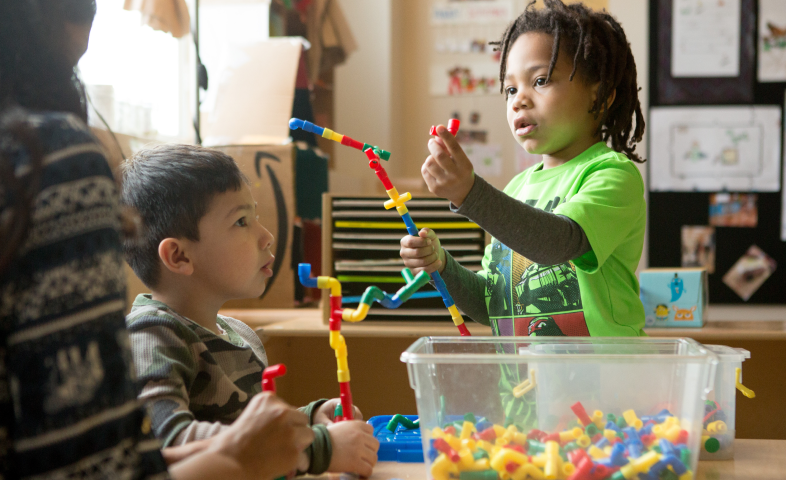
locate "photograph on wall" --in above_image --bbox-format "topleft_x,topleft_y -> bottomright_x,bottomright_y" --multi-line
649,106 -> 782,191
671,0 -> 741,77
722,245 -> 777,301
709,193 -> 758,228
758,0 -> 786,82
681,226 -> 716,273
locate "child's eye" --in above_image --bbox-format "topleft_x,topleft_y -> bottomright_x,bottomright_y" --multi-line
235,217 -> 248,227
534,77 -> 548,87
504,86 -> 517,97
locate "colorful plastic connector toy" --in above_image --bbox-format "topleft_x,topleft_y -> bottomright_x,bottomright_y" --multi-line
298,263 -> 430,420
289,117 -> 471,336
426,403 -> 696,480
261,364 -> 287,393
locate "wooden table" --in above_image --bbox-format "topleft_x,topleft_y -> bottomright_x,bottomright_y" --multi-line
223,308 -> 786,439
300,440 -> 786,479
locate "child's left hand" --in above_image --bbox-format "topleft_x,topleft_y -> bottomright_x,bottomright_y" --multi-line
423,124 -> 475,207
313,399 -> 363,425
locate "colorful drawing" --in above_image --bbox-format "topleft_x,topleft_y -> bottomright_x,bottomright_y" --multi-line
758,0 -> 786,82
654,304 -> 670,320
669,273 -> 685,302
673,305 -> 696,321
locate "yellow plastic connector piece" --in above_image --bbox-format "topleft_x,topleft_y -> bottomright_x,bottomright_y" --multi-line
511,463 -> 546,480
329,331 -> 350,383
543,441 -> 560,480
512,370 -> 537,398
447,304 -> 465,326
321,128 -> 343,143
735,367 -> 755,398
619,451 -> 661,479
592,410 -> 605,429
558,427 -> 583,443
431,453 -> 459,480
588,445 -> 608,459
383,187 -> 412,211
707,420 -> 727,434
460,421 -> 475,441
317,276 -> 342,297
342,303 -> 370,322
623,409 -> 644,429
490,448 -> 529,471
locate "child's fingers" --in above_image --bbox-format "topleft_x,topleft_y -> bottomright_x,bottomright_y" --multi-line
436,124 -> 473,172
400,234 -> 431,249
423,154 -> 447,180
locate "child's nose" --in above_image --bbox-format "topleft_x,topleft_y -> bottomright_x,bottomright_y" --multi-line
258,225 -> 274,249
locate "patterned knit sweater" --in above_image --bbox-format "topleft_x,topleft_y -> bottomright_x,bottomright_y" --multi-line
126,295 -> 332,474
0,111 -> 169,479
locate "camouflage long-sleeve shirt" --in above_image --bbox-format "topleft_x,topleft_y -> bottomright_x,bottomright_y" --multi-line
126,294 -> 332,474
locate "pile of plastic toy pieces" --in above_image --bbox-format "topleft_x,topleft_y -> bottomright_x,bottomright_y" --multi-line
428,402 -> 694,480
700,400 -> 730,456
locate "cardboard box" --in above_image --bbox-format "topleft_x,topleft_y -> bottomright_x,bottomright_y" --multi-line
640,268 -> 708,328
219,144 -> 296,308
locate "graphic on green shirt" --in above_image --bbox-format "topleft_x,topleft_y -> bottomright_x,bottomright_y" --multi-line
479,142 -> 647,338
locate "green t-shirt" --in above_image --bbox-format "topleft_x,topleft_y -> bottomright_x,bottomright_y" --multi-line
478,142 -> 646,337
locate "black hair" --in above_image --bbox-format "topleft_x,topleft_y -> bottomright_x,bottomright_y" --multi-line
0,0 -> 96,276
491,0 -> 645,162
120,144 -> 249,288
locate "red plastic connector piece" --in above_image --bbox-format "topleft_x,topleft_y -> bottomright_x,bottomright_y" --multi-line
591,464 -> 610,480
457,323 -> 471,336
505,462 -> 519,473
675,429 -> 689,445
477,427 -> 497,441
429,125 -> 437,136
506,444 -> 526,454
444,426 -> 456,435
571,401 -> 594,427
527,429 -> 546,441
368,158 -> 394,190
543,432 -> 560,444
447,119 -> 460,136
338,382 -> 354,421
566,457 -> 593,480
433,438 -> 460,462
261,364 -> 287,393
341,135 -> 364,150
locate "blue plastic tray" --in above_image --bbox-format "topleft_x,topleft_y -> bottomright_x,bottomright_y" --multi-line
367,415 -> 423,463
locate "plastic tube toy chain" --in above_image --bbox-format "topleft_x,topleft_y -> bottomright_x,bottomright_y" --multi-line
298,263 -> 430,421
289,117 -> 471,336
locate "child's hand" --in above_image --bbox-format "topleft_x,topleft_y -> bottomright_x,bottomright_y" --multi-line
313,399 -> 363,425
326,420 -> 379,476
400,228 -> 445,274
208,392 -> 314,480
423,124 -> 475,207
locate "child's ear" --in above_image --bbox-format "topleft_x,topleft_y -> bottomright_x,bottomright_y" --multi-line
158,238 -> 194,276
590,83 -> 616,110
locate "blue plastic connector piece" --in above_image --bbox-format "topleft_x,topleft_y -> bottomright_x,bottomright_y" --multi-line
288,117 -> 324,135
431,272 -> 455,308
400,212 -> 419,236
298,263 -> 318,288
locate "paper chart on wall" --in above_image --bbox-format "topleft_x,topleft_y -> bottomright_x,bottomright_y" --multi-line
465,143 -> 502,177
758,0 -> 786,82
649,106 -> 782,192
671,0 -> 741,77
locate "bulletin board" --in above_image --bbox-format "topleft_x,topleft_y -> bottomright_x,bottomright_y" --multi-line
647,0 -> 786,304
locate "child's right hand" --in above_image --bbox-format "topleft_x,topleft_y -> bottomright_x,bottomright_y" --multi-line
208,392 -> 314,480
326,420 -> 379,476
400,228 -> 446,274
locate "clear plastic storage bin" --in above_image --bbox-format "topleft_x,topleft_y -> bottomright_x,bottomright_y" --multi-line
401,337 -> 718,480
700,345 -> 754,460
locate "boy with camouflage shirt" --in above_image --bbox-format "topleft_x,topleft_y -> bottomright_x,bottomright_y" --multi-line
121,145 -> 379,477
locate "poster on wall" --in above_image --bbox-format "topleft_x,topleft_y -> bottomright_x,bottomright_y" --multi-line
465,144 -> 503,177
671,0 -> 741,77
649,106 -> 782,192
758,0 -> 786,82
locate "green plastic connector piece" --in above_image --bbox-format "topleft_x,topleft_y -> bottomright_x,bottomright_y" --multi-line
386,414 -> 419,432
334,403 -> 343,418
660,470 -> 679,480
459,471 -> 498,480
652,445 -> 662,454
616,416 -> 628,429
401,268 -> 415,283
473,450 -> 489,460
372,147 -> 391,161
563,442 -> 579,452
680,447 -> 691,466
464,413 -> 476,424
360,286 -> 385,306
610,472 -> 626,480
585,424 -> 599,436
607,413 -> 617,423
527,440 -> 545,454
362,143 -> 372,152
704,437 -> 721,453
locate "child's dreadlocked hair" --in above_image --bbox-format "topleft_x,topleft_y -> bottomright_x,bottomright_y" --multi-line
490,0 -> 645,163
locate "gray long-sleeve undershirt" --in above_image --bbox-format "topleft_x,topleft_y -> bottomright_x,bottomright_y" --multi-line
439,174 -> 592,326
